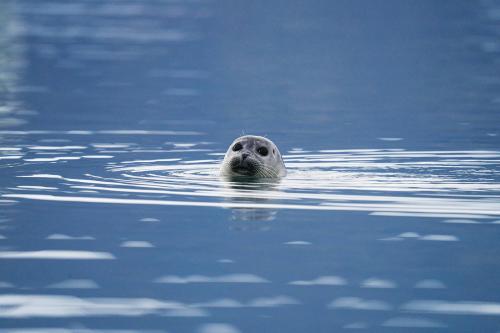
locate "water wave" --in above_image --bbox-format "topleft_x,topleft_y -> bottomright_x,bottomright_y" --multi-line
3,149 -> 500,220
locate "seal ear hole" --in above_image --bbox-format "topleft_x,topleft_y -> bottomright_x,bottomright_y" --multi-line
273,149 -> 275,154
257,147 -> 268,156
232,142 -> 243,151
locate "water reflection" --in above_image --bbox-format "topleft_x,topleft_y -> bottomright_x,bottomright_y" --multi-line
197,323 -> 241,333
5,141 -> 498,329
222,178 -> 281,223
120,240 -> 154,248
46,234 -> 95,240
0,293 -> 299,318
0,250 -> 114,260
289,276 -> 347,286
0,2 -> 31,129
154,274 -> 269,284
380,232 -> 460,242
0,294 -> 207,318
360,278 -> 397,289
402,299 -> 500,315
328,297 -> 392,311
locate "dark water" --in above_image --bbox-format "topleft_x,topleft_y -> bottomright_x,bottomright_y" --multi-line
1,1 -> 500,332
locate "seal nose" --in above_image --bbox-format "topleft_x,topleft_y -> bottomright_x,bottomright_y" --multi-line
241,152 -> 250,160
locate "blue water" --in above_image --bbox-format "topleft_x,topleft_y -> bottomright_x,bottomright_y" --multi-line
1,1 -> 500,332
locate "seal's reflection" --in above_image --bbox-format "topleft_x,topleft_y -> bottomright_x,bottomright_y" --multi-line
221,176 -> 282,230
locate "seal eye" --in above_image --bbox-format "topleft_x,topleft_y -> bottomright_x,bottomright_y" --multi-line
232,142 -> 243,151
257,147 -> 268,156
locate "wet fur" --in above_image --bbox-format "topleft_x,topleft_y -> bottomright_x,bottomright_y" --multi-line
220,135 -> 286,178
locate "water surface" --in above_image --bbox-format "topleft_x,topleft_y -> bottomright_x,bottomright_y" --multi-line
1,1 -> 500,332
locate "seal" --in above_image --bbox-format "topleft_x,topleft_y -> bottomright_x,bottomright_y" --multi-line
220,135 -> 286,178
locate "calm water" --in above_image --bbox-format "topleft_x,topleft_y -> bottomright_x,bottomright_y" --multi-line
1,1 -> 500,332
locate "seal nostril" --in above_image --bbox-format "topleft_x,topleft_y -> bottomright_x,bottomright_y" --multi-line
241,153 -> 249,160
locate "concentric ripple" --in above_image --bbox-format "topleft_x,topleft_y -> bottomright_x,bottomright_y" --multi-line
4,148 -> 500,220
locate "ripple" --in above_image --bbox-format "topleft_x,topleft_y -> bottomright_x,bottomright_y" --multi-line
361,278 -> 397,289
0,294 -> 206,318
46,234 -> 95,240
419,235 -> 459,242
402,300 -> 500,315
0,250 -> 114,260
120,241 -> 154,248
289,276 -> 347,286
197,323 -> 241,333
153,274 -> 269,284
284,241 -> 312,245
247,296 -> 299,307
328,297 -> 392,311
3,149 -> 500,221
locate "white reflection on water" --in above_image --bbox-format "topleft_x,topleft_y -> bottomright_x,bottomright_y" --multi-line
284,241 -> 312,245
0,294 -> 206,318
139,217 -> 160,223
16,186 -> 58,190
27,145 -> 87,150
0,294 -> 298,318
289,276 -> 347,286
419,234 -> 459,242
0,156 -> 22,160
443,219 -> 481,224
328,297 -> 392,311
154,274 -> 269,284
380,232 -> 460,242
402,300 -> 500,315
360,278 -> 397,289
197,323 -> 241,333
0,250 -> 114,260
46,234 -> 95,240
120,241 -> 154,248
217,259 -> 234,264
399,232 -> 420,238
248,296 -> 300,307
24,156 -> 82,162
2,149 -> 500,221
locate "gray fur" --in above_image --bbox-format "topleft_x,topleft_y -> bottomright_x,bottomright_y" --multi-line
220,135 -> 286,178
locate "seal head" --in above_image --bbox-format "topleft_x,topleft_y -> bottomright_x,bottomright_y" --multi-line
220,135 -> 286,178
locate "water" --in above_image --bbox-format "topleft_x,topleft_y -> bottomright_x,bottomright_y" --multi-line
1,0 -> 500,332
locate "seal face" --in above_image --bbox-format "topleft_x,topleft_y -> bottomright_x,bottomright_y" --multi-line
220,135 -> 286,178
